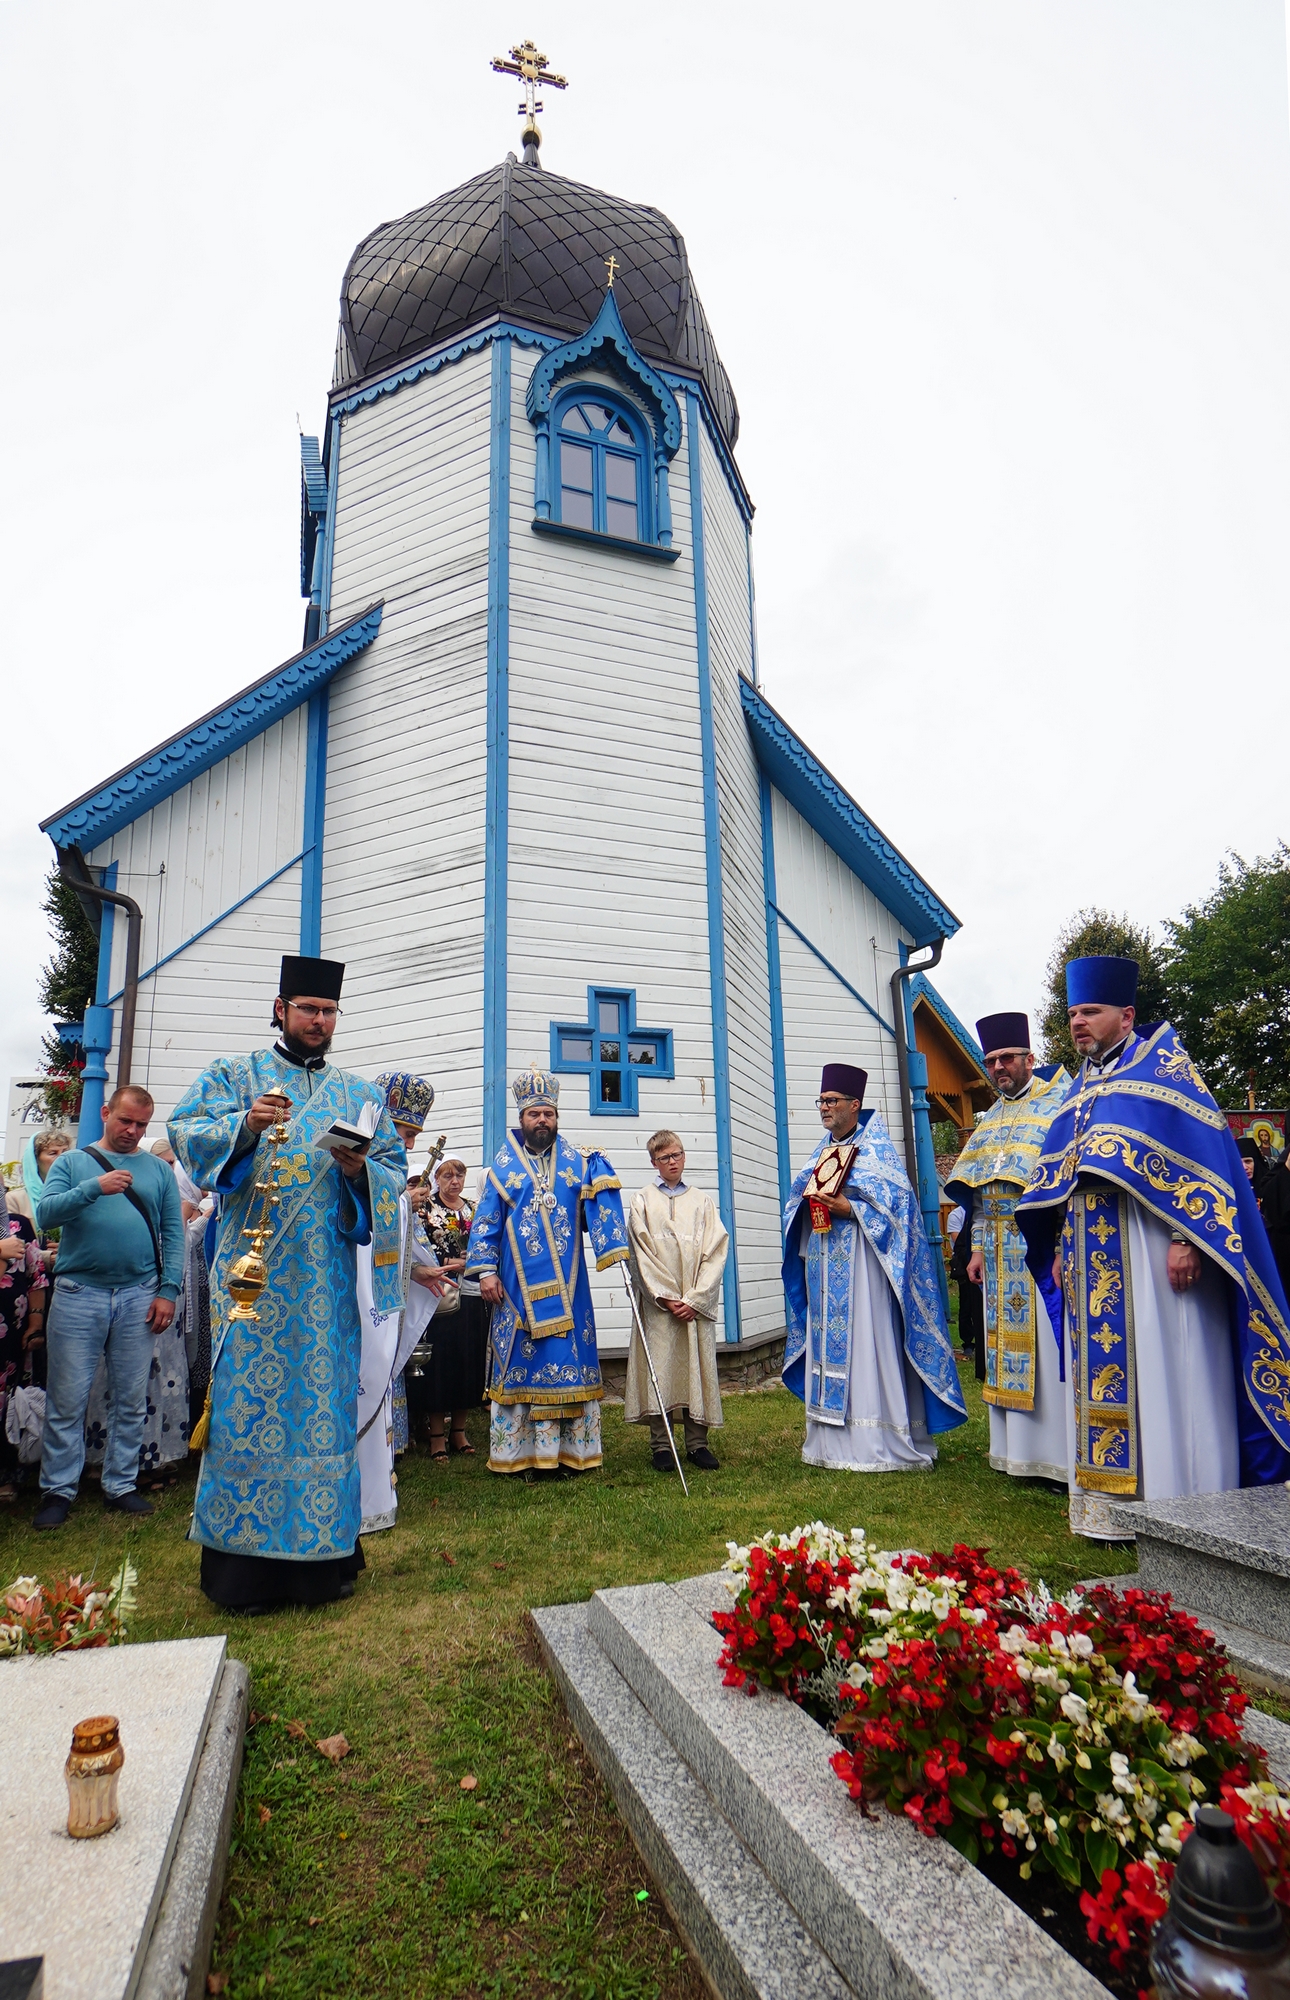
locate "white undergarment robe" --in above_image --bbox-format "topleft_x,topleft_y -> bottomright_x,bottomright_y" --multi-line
355,1197 -> 437,1534
801,1214 -> 936,1473
987,1292 -> 1068,1483
1066,1198 -> 1238,1540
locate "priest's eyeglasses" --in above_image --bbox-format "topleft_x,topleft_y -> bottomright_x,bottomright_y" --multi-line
287,1003 -> 343,1021
815,1094 -> 852,1107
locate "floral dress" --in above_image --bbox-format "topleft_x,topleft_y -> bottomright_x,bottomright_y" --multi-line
0,1214 -> 49,1482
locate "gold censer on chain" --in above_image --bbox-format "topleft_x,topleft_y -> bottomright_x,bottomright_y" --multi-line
226,1093 -> 294,1323
65,1714 -> 124,1838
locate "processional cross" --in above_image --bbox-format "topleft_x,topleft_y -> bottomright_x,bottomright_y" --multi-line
490,39 -> 568,165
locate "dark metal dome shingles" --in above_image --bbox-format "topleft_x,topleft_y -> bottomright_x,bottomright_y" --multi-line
335,160 -> 738,445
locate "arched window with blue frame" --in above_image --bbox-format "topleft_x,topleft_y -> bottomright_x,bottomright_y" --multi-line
553,392 -> 649,543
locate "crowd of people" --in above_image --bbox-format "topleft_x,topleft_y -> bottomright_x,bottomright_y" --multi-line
5,946 -> 1290,1610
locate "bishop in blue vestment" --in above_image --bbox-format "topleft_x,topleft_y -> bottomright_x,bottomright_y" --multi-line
169,956 -> 407,1609
465,1065 -> 628,1476
782,1063 -> 966,1470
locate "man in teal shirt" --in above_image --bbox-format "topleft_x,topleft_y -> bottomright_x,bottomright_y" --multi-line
33,1084 -> 184,1529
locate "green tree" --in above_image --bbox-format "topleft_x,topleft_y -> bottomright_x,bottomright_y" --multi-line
1161,846 -> 1290,1108
37,866 -> 99,1021
1038,909 -> 1171,1075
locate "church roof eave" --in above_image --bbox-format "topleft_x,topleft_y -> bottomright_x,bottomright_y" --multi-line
740,678 -> 960,947
40,604 -> 384,854
910,973 -> 987,1078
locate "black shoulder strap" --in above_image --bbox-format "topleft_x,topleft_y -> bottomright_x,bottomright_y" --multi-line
83,1147 -> 164,1284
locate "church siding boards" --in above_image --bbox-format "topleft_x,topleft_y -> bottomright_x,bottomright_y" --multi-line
506,348 -> 722,1352
695,420 -> 784,1340
85,712 -> 310,1121
769,788 -> 913,1146
318,349 -> 492,1161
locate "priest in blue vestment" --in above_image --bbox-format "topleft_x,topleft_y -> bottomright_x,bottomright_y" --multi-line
465,1064 -> 629,1477
1017,955 -> 1290,1540
169,955 -> 407,1610
781,1063 -> 966,1470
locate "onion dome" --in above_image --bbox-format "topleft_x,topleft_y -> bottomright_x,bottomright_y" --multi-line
333,156 -> 739,446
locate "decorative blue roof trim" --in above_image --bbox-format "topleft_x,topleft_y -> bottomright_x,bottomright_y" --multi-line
299,433 -> 328,597
325,316 -> 753,519
41,604 -> 384,852
525,290 -> 682,458
740,679 -> 960,946
910,972 -> 986,1075
329,318 -> 556,417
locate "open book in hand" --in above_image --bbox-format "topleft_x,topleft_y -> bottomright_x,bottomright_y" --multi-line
314,1099 -> 379,1156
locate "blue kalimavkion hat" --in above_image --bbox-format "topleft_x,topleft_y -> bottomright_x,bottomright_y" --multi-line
975,1012 -> 1031,1056
375,1072 -> 436,1130
512,1063 -> 560,1111
1065,956 -> 1139,1009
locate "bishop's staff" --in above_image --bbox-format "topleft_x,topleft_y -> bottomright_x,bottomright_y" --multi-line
620,1267 -> 688,1496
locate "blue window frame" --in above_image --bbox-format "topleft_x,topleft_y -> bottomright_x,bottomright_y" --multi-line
554,394 -> 648,543
550,986 -> 675,1116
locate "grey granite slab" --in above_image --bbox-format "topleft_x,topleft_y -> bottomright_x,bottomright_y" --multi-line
135,1658 -> 249,2000
1131,1531 -> 1290,1647
0,1637 -> 227,2000
1246,1708 -> 1290,1788
588,1582 -> 1106,2000
1122,1486 -> 1290,1578
1082,1570 -> 1290,1699
533,1601 -> 856,2000
668,1571 -> 738,1624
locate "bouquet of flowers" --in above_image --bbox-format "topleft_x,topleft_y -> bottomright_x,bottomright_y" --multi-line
0,1561 -> 137,1657
715,1526 -> 1290,1971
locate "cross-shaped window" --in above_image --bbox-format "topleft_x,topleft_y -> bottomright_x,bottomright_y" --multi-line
549,987 -> 675,1116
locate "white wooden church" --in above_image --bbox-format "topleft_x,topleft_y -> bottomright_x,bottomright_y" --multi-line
41,119 -> 971,1356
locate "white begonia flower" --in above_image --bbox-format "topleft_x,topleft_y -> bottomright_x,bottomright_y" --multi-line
1001,1808 -> 1030,1836
869,1607 -> 894,1627
1025,1835 -> 1037,1852
1165,1733 -> 1203,1768
1120,1672 -> 1149,1722
1110,1752 -> 1130,1777
1016,1661 -> 1033,1681
999,1625 -> 1029,1655
1070,1633 -> 1094,1657
844,1663 -> 873,1688
931,1596 -> 951,1619
1044,1817 -> 1058,1836
1027,1792 -> 1045,1815
1031,1666 -> 1061,1690
1049,1630 -> 1070,1654
1075,1750 -> 1092,1770
1046,1738 -> 1069,1769
1060,1692 -> 1089,1727
866,1639 -> 889,1659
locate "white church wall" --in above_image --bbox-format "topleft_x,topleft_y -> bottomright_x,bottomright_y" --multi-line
321,346 -> 492,1161
697,418 -> 784,1341
769,788 -> 912,1153
507,350 -> 723,1352
86,708 -> 311,1121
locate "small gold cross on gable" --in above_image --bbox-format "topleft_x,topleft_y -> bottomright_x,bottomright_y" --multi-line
604,254 -> 621,289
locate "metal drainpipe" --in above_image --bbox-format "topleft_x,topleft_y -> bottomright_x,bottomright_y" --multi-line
58,846 -> 143,1088
889,939 -> 944,1183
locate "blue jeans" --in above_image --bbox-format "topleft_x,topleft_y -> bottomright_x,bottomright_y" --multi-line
41,1279 -> 158,1500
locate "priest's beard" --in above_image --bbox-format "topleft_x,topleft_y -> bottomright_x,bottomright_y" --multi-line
279,1023 -> 333,1061
996,1073 -> 1030,1099
521,1116 -> 558,1153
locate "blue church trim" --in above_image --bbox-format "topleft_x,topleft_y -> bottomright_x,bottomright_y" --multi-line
900,949 -> 949,1310
41,604 -> 383,854
299,433 -> 328,598
77,862 -> 118,1146
300,691 -> 329,954
549,988 -> 675,1115
740,680 -> 959,948
319,412 -> 342,633
526,291 -> 682,456
531,519 -> 681,563
483,336 -> 512,1163
327,314 -> 753,532
770,902 -> 896,1038
759,776 -> 792,1209
910,971 -> 986,1072
687,392 -> 740,1344
107,848 -> 309,1005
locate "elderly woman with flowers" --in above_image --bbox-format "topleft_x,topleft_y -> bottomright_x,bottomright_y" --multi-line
410,1157 -> 488,1460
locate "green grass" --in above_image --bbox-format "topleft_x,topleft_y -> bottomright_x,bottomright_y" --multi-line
0,1364 -> 1135,1998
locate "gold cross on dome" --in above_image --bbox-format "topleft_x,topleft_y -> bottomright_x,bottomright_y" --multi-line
491,40 -> 568,161
604,254 -> 620,288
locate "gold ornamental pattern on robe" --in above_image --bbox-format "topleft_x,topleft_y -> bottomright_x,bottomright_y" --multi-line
624,1183 -> 730,1427
951,1068 -> 1070,1410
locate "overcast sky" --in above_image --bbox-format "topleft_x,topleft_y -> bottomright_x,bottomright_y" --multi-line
2,0 -> 1288,1092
